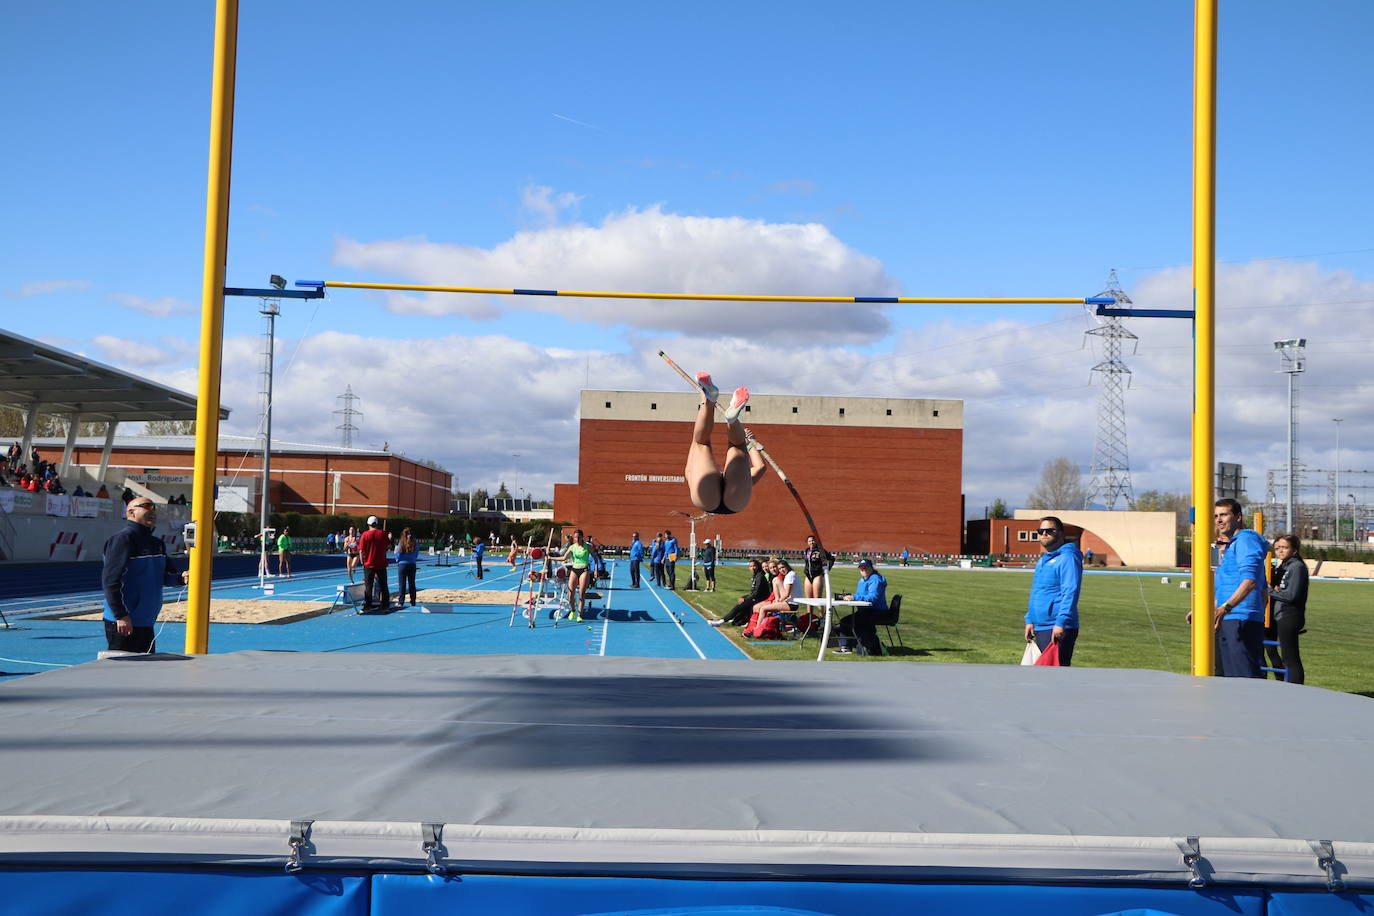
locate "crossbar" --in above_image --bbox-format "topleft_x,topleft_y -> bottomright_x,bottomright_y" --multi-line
299,280 -> 1114,307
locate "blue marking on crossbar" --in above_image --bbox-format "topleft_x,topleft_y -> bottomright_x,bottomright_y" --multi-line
855,297 -> 898,303
295,280 -> 326,288
1095,306 -> 1196,319
513,288 -> 558,296
1085,297 -> 1116,305
224,286 -> 325,299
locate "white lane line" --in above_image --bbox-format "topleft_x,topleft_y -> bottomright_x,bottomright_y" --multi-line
598,561 -> 614,656
645,577 -> 706,660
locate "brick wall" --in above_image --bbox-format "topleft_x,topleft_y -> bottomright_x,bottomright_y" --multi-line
555,418 -> 962,553
40,445 -> 451,517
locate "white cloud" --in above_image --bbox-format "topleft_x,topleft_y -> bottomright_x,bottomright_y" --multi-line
332,204 -> 900,343
519,183 -> 585,225
111,293 -> 193,317
4,279 -> 92,298
91,335 -> 191,367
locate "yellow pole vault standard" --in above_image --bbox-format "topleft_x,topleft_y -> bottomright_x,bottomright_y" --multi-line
312,280 -> 1108,306
1190,0 -> 1218,676
186,0 -> 240,655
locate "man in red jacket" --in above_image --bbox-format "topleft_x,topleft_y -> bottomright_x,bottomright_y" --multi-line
358,515 -> 391,612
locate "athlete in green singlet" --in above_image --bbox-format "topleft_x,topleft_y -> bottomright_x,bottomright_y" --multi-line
564,529 -> 592,622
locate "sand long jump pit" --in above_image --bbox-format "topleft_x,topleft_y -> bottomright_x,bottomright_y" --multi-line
45,589 -> 522,625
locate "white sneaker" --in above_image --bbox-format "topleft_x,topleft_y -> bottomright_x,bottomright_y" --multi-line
708,619 -> 724,627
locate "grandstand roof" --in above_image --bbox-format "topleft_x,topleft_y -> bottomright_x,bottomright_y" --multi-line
0,328 -> 229,423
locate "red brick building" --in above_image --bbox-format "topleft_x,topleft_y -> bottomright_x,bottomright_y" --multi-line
554,391 -> 963,553
34,435 -> 452,518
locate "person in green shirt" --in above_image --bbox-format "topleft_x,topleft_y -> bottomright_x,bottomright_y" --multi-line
276,527 -> 293,578
562,529 -> 592,623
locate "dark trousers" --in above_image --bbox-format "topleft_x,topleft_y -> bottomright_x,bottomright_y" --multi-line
396,563 -> 417,606
474,555 -> 483,579
723,597 -> 761,626
105,620 -> 155,653
630,560 -> 641,587
1033,627 -> 1079,666
363,566 -> 390,610
666,560 -> 677,589
839,607 -> 898,657
1217,618 -> 1264,677
651,561 -> 663,586
1265,614 -> 1306,684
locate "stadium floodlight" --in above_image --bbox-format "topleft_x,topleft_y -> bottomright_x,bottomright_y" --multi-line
269,274 -> 287,290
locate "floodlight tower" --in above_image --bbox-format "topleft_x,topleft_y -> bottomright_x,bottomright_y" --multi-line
1274,339 -> 1306,532
1083,270 -> 1138,509
335,386 -> 363,448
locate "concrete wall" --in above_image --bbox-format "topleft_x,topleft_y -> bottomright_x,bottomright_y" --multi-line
1012,509 -> 1177,568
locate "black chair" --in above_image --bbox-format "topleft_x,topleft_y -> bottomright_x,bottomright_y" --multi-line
878,594 -> 904,653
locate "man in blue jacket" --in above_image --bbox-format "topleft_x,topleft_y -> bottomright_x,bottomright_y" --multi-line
628,532 -> 645,588
663,529 -> 680,590
102,498 -> 188,653
473,537 -> 485,579
837,558 -> 889,655
1023,516 -> 1084,665
650,533 -> 666,586
1187,498 -> 1267,677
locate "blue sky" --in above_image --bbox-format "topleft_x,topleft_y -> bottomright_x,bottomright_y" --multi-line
4,1 -> 1373,517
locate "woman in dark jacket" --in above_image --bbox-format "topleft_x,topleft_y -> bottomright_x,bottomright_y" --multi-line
1266,533 -> 1308,684
712,559 -> 771,627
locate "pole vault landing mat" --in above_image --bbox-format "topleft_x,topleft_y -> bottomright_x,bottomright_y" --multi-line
0,652 -> 1371,914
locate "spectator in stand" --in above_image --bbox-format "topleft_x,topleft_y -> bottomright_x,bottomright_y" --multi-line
6,442 -> 19,464
276,527 -> 293,578
101,498 -> 188,653
96,484 -> 109,499
395,528 -> 420,608
711,558 -> 771,627
358,516 -> 391,612
25,476 -> 39,492
835,559 -> 891,656
73,485 -> 86,498
326,531 -> 337,553
122,487 -> 135,503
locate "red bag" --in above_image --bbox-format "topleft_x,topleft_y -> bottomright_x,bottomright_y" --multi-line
1034,641 -> 1062,666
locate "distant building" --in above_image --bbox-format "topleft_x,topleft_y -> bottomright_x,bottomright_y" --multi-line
31,435 -> 452,518
553,390 -> 964,553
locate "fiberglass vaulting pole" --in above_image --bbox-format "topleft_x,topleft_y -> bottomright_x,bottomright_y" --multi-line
1190,0 -> 1217,677
187,0 -> 239,655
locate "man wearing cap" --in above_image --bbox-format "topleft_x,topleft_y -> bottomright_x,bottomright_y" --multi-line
699,538 -> 717,591
358,515 -> 391,612
1023,516 -> 1084,665
101,497 -> 189,652
835,559 -> 889,655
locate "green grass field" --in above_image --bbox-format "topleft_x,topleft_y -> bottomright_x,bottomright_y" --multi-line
682,565 -> 1374,696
